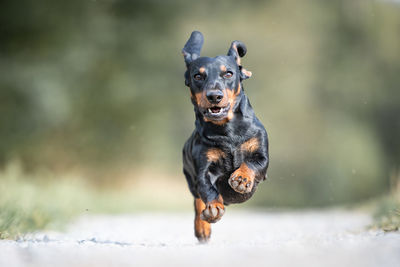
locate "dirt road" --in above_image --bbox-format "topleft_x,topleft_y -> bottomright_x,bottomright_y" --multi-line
1,210 -> 399,267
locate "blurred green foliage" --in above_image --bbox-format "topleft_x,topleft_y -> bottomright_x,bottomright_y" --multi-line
0,161 -> 87,238
370,171 -> 400,232
1,0 -> 399,207
372,196 -> 400,232
0,160 -> 191,239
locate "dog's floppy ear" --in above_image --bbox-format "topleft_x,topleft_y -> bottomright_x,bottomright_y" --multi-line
182,31 -> 204,68
227,40 -> 252,80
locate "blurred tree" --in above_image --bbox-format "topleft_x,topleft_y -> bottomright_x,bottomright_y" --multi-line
0,0 -> 399,206
313,1 -> 400,188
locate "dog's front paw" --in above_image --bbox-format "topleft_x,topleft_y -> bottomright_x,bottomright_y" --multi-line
229,163 -> 255,194
200,197 -> 225,223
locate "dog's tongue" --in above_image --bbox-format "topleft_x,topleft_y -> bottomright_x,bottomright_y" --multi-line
211,107 -> 221,113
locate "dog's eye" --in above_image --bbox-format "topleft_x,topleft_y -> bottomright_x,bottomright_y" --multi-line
223,71 -> 233,79
194,74 -> 203,81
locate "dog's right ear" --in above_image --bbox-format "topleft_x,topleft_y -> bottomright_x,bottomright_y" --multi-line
227,40 -> 252,80
182,31 -> 204,68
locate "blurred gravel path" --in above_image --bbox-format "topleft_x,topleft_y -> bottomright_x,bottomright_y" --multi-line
1,210 -> 399,267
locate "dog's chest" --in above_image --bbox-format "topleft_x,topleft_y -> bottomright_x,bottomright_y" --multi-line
208,143 -> 246,186
220,137 -> 250,168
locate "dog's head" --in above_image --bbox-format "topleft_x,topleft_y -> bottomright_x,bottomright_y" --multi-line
182,31 -> 252,124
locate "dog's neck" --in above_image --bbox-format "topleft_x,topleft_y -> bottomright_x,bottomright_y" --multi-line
194,89 -> 257,146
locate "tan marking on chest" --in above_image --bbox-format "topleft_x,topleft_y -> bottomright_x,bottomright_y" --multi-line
206,148 -> 225,162
240,137 -> 259,153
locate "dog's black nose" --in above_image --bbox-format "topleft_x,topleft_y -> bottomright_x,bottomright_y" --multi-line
206,90 -> 224,104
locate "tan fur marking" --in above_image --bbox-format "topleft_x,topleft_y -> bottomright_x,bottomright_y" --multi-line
232,44 -> 241,65
206,148 -> 225,162
207,83 -> 241,126
201,195 -> 225,223
237,162 -> 255,178
236,83 -> 241,95
199,67 -> 206,74
229,163 -> 255,193
193,91 -> 206,107
240,137 -> 259,153
194,198 -> 211,242
241,68 -> 252,77
220,65 -> 227,72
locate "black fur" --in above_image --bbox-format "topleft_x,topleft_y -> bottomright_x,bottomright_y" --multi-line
182,31 -> 269,206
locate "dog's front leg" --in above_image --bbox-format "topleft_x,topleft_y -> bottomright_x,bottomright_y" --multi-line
196,164 -> 225,223
229,135 -> 269,194
228,162 -> 257,193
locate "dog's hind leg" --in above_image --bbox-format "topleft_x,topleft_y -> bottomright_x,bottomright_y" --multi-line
194,198 -> 211,243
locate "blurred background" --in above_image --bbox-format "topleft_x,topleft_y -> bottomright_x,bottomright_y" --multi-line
1,0 -> 400,236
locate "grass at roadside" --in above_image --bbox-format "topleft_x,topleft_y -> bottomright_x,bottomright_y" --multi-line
2,159 -> 398,239
0,165 -> 88,239
0,161 -> 191,239
370,174 -> 400,232
371,196 -> 400,232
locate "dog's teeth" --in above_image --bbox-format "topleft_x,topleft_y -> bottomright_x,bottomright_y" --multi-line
208,108 -> 212,113
211,207 -> 218,217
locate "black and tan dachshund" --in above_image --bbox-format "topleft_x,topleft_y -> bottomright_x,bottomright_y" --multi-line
182,31 -> 269,242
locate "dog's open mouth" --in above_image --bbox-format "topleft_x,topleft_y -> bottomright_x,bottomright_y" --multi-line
203,105 -> 229,120
209,107 -> 222,114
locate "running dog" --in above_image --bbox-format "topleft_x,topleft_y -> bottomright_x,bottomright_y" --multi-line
182,31 -> 269,242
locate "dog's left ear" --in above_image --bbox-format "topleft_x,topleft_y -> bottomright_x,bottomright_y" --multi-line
182,31 -> 204,86
227,40 -> 252,80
